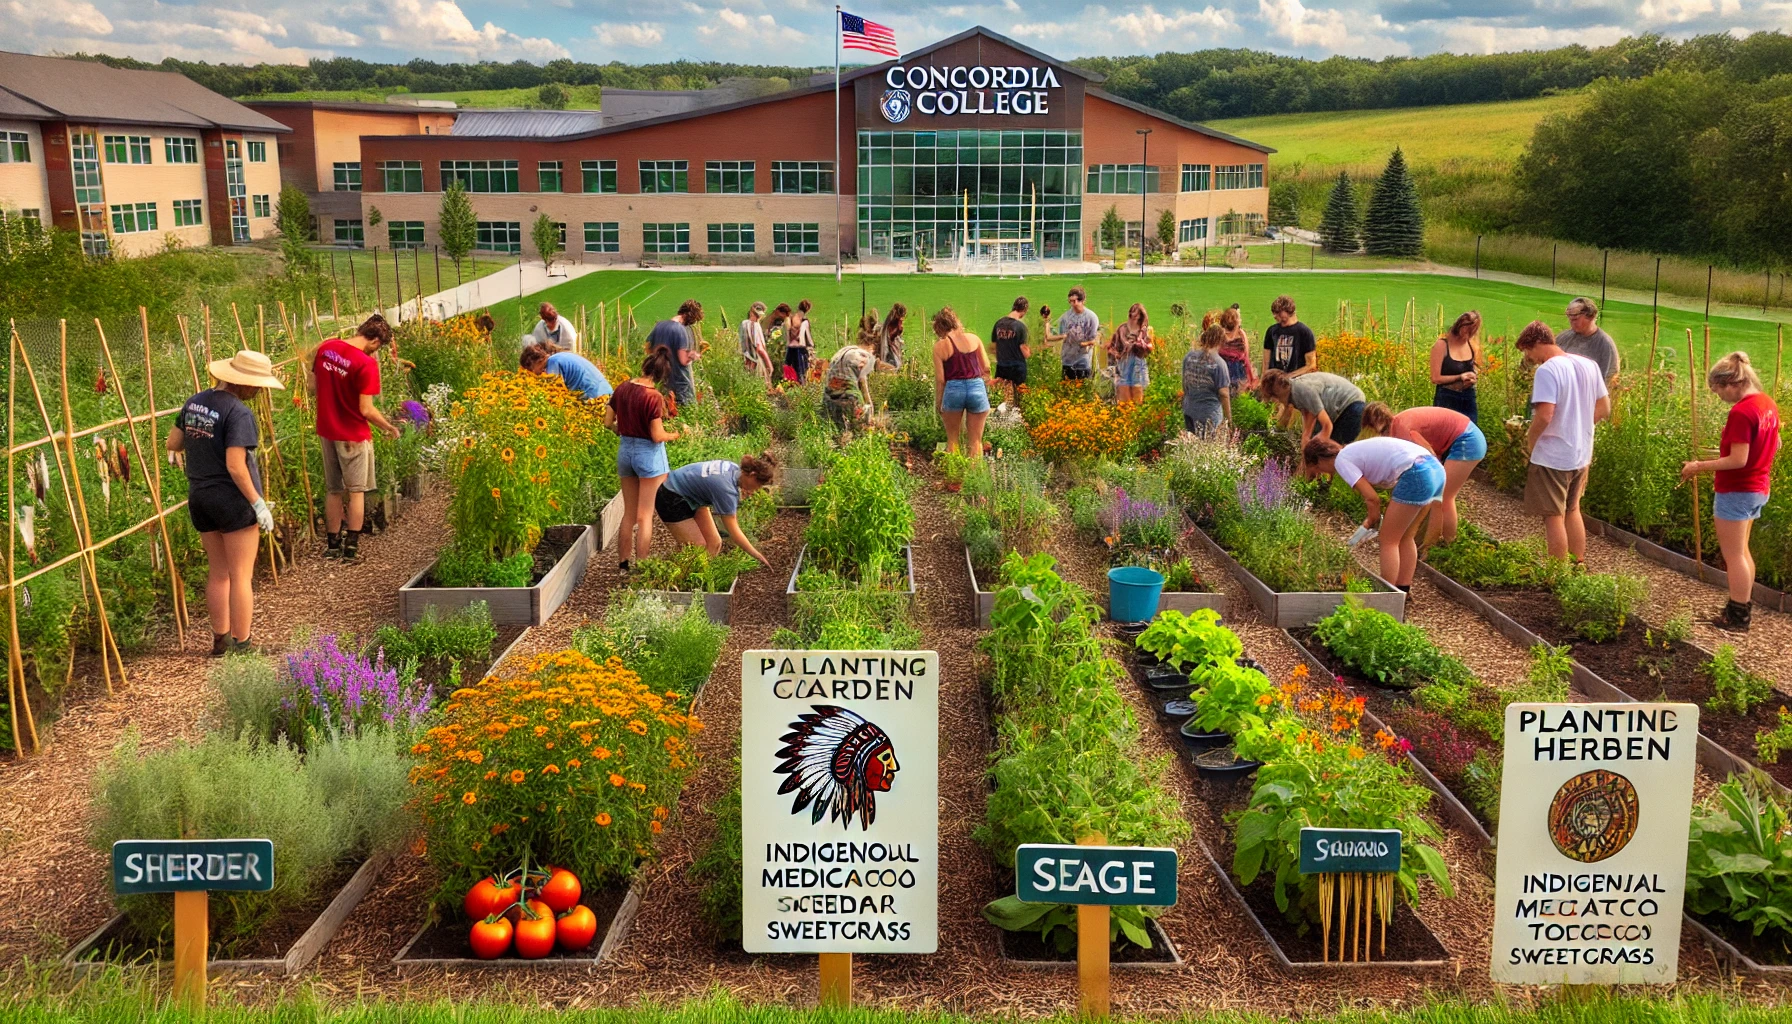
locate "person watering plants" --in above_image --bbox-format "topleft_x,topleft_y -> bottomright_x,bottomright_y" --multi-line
824,316 -> 879,429
1301,435 -> 1444,595
1361,403 -> 1486,546
170,350 -> 284,656
1682,351 -> 1781,631
655,454 -> 777,567
607,346 -> 681,573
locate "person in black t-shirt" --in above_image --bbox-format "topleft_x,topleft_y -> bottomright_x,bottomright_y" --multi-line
990,296 -> 1031,407
169,350 -> 284,657
1260,294 -> 1317,381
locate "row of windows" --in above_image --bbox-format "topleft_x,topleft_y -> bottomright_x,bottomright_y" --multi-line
344,218 -> 821,255
94,135 -> 264,165
1086,162 -> 1266,194
107,198 -> 271,233
370,159 -> 835,195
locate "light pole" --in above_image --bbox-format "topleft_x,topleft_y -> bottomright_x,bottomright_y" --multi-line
1136,128 -> 1152,279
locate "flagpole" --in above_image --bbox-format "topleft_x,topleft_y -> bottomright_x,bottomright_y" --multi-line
834,5 -> 842,283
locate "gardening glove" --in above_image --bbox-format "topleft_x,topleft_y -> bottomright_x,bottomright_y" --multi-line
1347,524 -> 1377,548
252,498 -> 275,533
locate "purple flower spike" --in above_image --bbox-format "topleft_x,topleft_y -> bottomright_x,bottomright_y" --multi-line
284,633 -> 433,738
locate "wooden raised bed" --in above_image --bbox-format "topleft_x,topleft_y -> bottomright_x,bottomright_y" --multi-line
632,579 -> 736,625
1190,523 -> 1406,627
399,525 -> 594,626
65,851 -> 391,977
393,877 -> 643,973
1682,914 -> 1792,979
1583,513 -> 1792,613
968,548 -> 997,628
787,545 -> 915,605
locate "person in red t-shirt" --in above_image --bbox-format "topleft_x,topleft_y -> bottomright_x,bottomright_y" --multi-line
1682,351 -> 1781,631
309,315 -> 400,561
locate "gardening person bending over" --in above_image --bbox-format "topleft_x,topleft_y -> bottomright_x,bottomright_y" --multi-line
1302,435 -> 1445,595
824,315 -> 879,429
521,340 -> 612,400
311,314 -> 400,562
1516,320 -> 1609,563
1260,369 -> 1366,448
1681,351 -> 1781,631
606,345 -> 681,573
170,350 -> 285,656
1361,403 -> 1486,545
655,455 -> 776,567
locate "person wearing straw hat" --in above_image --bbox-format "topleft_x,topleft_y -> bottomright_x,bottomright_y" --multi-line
168,350 -> 284,657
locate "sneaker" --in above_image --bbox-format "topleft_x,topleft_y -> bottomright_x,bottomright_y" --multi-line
227,637 -> 264,656
323,532 -> 342,559
1713,599 -> 1752,632
209,632 -> 231,657
340,531 -> 361,562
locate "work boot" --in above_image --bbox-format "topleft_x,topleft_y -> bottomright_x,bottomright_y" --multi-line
227,636 -> 264,657
324,531 -> 342,558
210,632 -> 231,657
340,529 -> 361,563
1713,599 -> 1752,632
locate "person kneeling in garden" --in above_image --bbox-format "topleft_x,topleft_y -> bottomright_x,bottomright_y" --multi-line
655,455 -> 776,568
170,350 -> 284,656
1682,351 -> 1781,632
1302,435 -> 1445,595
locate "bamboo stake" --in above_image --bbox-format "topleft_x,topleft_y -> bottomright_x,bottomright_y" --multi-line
1319,873 -> 1331,962
142,316 -> 189,634
279,305 -> 318,539
1777,324 -> 1783,396
256,305 -> 266,353
331,289 -> 340,327
1644,315 -> 1659,435
6,327 -> 34,753
177,315 -> 203,393
1688,329 -> 1705,582
102,318 -> 186,646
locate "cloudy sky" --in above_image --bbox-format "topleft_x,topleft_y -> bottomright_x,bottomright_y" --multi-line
2,0 -> 1777,66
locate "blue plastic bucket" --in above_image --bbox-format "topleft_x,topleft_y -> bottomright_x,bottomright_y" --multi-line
1107,566 -> 1165,623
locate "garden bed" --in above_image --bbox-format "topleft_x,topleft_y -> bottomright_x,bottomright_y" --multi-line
1683,912 -> 1792,978
995,916 -> 1181,968
1189,522 -> 1406,627
66,852 -> 389,977
786,545 -> 915,604
398,525 -> 594,626
1582,513 -> 1792,613
632,581 -> 736,626
393,878 -> 640,972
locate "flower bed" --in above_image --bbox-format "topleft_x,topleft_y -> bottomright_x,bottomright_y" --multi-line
1063,466 -> 1223,621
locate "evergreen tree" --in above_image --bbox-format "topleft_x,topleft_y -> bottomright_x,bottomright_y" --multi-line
274,184 -> 315,276
1318,172 -> 1359,253
1156,208 -> 1177,252
1099,205 -> 1124,252
1363,147 -> 1425,257
438,182 -> 476,270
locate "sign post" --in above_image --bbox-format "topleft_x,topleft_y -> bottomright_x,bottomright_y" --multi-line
1015,840 -> 1178,1018
1298,828 -> 1401,962
740,650 -> 940,1006
1490,703 -> 1698,985
112,838 -> 275,1008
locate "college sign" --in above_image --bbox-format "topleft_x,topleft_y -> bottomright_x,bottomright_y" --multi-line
879,64 -> 1062,121
741,650 -> 939,954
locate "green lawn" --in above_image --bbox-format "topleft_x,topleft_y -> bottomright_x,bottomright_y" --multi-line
244,86 -> 605,109
310,247 -> 518,319
501,269 -> 1789,372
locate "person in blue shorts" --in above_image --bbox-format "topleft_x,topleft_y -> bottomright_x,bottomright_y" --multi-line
1302,435 -> 1445,596
605,346 -> 678,571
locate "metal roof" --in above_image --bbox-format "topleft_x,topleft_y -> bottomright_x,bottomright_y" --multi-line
1085,89 -> 1275,154
449,108 -> 605,137
0,50 -> 290,133
245,99 -> 462,116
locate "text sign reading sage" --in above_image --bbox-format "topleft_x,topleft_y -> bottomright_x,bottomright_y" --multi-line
1014,845 -> 1178,907
113,839 -> 275,895
1299,828 -> 1402,875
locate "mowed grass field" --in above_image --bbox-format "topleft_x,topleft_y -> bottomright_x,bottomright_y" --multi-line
498,268 -> 1787,369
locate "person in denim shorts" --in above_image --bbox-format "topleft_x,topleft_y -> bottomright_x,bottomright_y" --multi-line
1302,435 -> 1444,595
1108,302 -> 1154,405
1682,351 -> 1781,631
931,306 -> 992,459
605,346 -> 680,572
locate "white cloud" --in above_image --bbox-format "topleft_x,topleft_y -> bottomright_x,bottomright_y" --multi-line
2,0 -> 113,35
696,8 -> 805,45
596,21 -> 666,47
1111,5 -> 1236,47
1256,0 -> 1408,56
375,0 -> 570,59
1010,4 -> 1237,48
303,22 -> 364,47
1435,22 -> 1628,54
1637,0 -> 1734,23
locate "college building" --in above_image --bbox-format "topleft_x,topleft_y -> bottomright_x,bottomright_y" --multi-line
328,27 -> 1272,264
0,51 -> 289,256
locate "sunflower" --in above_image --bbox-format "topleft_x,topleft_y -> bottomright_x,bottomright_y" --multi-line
534,416 -> 548,430
501,447 -> 515,463
508,769 -> 526,784
513,423 -> 530,437
534,444 -> 548,460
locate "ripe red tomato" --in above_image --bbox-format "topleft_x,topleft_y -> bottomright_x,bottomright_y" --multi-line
464,876 -> 520,920
513,900 -> 557,960
555,904 -> 598,951
539,867 -> 582,913
468,915 -> 513,960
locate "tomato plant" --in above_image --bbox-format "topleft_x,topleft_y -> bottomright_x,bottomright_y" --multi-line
512,899 -> 557,959
556,903 -> 598,951
468,915 -> 513,960
463,875 -> 520,920
538,867 -> 582,914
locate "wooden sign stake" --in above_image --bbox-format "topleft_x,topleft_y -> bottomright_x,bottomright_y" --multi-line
1686,328 -> 1705,581
1078,832 -> 1109,1020
173,888 -> 207,1008
819,952 -> 852,1007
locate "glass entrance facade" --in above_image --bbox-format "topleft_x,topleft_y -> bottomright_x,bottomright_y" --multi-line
857,129 -> 1082,260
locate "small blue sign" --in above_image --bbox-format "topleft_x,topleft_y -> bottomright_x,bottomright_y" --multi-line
1015,844 -> 1178,907
1299,828 -> 1401,874
112,839 -> 275,895
880,89 -> 912,124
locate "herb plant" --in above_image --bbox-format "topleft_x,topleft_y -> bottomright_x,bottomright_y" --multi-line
1425,523 -> 1557,589
571,594 -> 728,698
1554,571 -> 1647,642
1705,644 -> 1774,716
804,436 -> 914,585
1685,774 -> 1792,941
1313,599 -> 1473,691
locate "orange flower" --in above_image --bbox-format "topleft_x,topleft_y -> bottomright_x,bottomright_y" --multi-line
462,792 -> 477,804
541,764 -> 560,775
627,720 -> 648,736
650,820 -> 663,834
609,773 -> 626,787
595,812 -> 612,827
509,769 -> 527,784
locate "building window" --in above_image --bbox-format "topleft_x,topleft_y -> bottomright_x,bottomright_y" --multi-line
389,220 -> 425,249
9,209 -> 41,226
1180,164 -> 1210,192
441,160 -> 520,193
642,222 -> 689,254
1086,164 -> 1159,194
334,219 -> 364,246
706,222 -> 755,254
476,220 -> 522,253
772,222 -> 820,255
538,161 -> 563,193
581,160 -> 617,193
226,140 -> 240,158
1248,163 -> 1265,189
105,135 -> 153,164
771,161 -> 833,194
172,199 -> 204,227
164,136 -> 198,164
332,162 -> 361,191
1214,165 -> 1249,190
639,160 -> 687,194
110,201 -> 158,234
71,133 -> 102,205
583,222 -> 619,253
247,140 -> 267,162
251,194 -> 271,218
705,160 -> 754,194
380,160 -> 423,193
1216,211 -> 1266,236
1177,217 -> 1208,244
1,131 -> 28,163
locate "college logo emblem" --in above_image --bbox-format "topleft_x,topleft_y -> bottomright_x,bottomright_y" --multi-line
775,705 -> 900,831
880,88 -> 912,124
1547,769 -> 1640,863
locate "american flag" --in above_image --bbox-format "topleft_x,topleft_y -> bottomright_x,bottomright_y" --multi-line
840,11 -> 898,58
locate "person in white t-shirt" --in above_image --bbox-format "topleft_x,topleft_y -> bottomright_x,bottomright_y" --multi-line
1302,435 -> 1444,593
1516,320 -> 1611,562
529,302 -> 578,351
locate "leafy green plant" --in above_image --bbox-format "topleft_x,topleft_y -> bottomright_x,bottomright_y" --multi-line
1757,708 -> 1792,765
1555,571 -> 1647,642
630,547 -> 758,594
1313,599 -> 1473,690
365,602 -> 498,688
1705,644 -> 1774,716
804,435 -> 914,585
1425,523 -> 1557,588
1519,643 -> 1574,703
1066,485 -> 1104,539
1686,774 -> 1792,941
571,593 -> 728,698
689,768 -> 743,944
1136,608 -> 1241,671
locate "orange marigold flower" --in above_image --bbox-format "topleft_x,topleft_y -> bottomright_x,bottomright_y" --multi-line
650,820 -> 663,834
627,719 -> 648,736
609,773 -> 626,787
567,758 -> 582,769
542,764 -> 560,774
594,746 -> 612,759
509,769 -> 527,784
595,812 -> 612,826
463,792 -> 477,804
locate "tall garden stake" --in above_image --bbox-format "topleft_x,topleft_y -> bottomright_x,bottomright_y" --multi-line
5,326 -> 36,753
277,303 -> 318,539
1687,328 -> 1705,582
140,308 -> 190,634
101,318 -> 186,647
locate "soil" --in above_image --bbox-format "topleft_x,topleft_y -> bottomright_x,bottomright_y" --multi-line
398,883 -> 630,963
997,918 -> 1179,964
1691,910 -> 1792,968
75,861 -> 359,963
1476,587 -> 1792,790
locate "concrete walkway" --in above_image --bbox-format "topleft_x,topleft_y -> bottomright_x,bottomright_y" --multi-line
384,259 -> 607,322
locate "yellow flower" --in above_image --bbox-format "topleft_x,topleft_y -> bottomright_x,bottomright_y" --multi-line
534,444 -> 548,460
534,416 -> 548,429
462,791 -> 477,804
501,447 -> 515,463
491,487 -> 502,498
627,720 -> 648,736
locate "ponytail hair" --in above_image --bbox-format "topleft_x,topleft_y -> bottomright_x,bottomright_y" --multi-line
1302,436 -> 1343,467
740,451 -> 779,486
884,302 -> 906,336
641,345 -> 675,385
1449,310 -> 1481,342
1362,401 -> 1394,434
932,306 -> 960,337
1709,351 -> 1762,393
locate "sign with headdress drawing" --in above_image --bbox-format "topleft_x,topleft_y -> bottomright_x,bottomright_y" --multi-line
741,650 -> 938,953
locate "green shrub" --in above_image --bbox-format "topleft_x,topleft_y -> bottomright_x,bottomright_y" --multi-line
1686,774 -> 1792,941
571,593 -> 728,698
1425,523 -> 1558,588
880,373 -> 934,412
365,602 -> 498,687
804,436 -> 913,584
1555,571 -> 1647,642
1314,599 -> 1473,690
630,547 -> 758,594
1706,644 -> 1774,716
210,653 -> 286,743
892,408 -> 943,452
433,544 -> 533,588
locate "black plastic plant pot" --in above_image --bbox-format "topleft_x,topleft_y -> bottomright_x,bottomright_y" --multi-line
1178,721 -> 1232,751
1133,648 -> 1163,668
1114,621 -> 1151,642
1235,656 -> 1262,673
1141,665 -> 1189,688
1149,683 -> 1196,704
1192,746 -> 1263,780
1157,698 -> 1199,724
